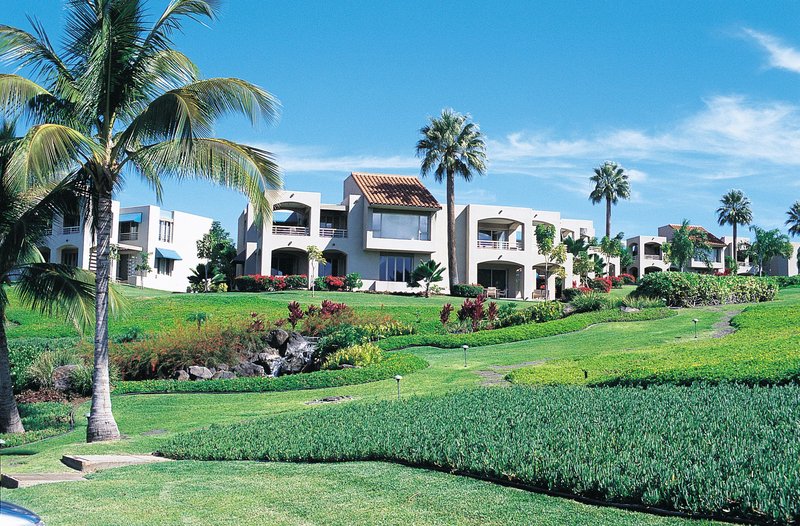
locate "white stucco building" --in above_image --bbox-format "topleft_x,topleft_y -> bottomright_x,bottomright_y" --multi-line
237,172 -> 610,299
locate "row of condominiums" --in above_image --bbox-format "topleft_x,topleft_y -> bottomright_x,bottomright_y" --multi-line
45,172 -> 800,296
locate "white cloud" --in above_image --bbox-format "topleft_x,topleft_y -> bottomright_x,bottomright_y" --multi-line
742,28 -> 800,74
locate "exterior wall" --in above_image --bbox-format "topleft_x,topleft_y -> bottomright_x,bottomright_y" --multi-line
767,242 -> 800,277
626,235 -> 670,279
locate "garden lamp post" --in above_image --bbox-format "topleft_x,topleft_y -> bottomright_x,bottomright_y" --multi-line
692,318 -> 699,339
394,375 -> 403,400
463,345 -> 469,368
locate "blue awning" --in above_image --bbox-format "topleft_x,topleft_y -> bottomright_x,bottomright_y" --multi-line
155,248 -> 182,261
119,212 -> 142,223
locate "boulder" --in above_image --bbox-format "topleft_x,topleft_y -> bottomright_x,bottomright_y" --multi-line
254,351 -> 281,364
188,365 -> 213,380
620,306 -> 640,313
267,329 -> 289,349
283,332 -> 309,356
233,362 -> 265,377
212,371 -> 236,380
52,365 -> 80,392
216,363 -> 230,371
174,370 -> 190,381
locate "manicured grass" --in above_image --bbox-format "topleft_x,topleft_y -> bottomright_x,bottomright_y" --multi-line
0,402 -> 73,449
161,384 -> 800,524
509,287 -> 800,387
6,461 -> 710,526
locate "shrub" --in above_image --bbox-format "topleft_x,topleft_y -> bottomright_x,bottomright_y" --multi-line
451,283 -> 485,297
609,275 -> 624,288
287,301 -> 304,329
8,338 -> 80,392
322,342 -> 384,369
635,272 -> 779,307
68,363 -> 95,396
526,301 -> 564,323
323,275 -> 346,291
284,274 -> 308,289
233,275 -> 259,292
233,274 -> 307,292
561,288 -> 585,301
619,273 -> 636,285
114,353 -> 427,395
620,295 -> 665,310
26,348 -> 82,389
770,275 -> 800,288
0,402 -> 73,449
159,384 -> 800,524
588,277 -> 612,293
457,294 -> 485,331
313,276 -> 327,291
316,324 -> 370,358
344,273 -> 363,291
112,326 -> 147,344
570,292 -> 610,313
439,303 -> 453,326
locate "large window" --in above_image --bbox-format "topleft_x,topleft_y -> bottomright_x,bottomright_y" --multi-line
61,248 -> 78,267
379,253 -> 414,282
478,229 -> 509,242
372,211 -> 430,241
156,257 -> 173,276
158,220 -> 173,242
477,268 -> 507,290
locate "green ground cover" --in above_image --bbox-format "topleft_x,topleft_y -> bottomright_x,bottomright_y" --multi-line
0,402 -> 73,449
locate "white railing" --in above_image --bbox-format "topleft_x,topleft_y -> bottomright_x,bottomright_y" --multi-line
320,228 -> 348,238
477,239 -> 524,250
62,226 -> 81,235
644,254 -> 662,260
272,225 -> 310,236
119,232 -> 139,241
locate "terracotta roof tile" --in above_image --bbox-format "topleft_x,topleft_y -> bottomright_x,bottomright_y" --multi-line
666,224 -> 726,246
351,172 -> 441,209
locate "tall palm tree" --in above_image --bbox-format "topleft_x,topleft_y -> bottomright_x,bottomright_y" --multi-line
589,161 -> 631,239
0,121 -> 100,433
0,0 -> 281,442
716,189 -> 753,264
416,109 -> 486,288
786,201 -> 800,237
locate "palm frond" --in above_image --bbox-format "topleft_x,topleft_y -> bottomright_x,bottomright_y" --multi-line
7,123 -> 100,185
0,22 -> 73,83
15,263 -> 96,331
0,74 -> 52,119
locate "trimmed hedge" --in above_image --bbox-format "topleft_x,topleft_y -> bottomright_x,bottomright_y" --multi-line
377,308 -> 675,350
450,284 -> 485,297
772,275 -> 800,288
160,384 -> 800,524
113,353 -> 427,394
634,272 -> 778,307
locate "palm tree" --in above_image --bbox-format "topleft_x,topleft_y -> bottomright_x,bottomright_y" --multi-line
0,121 -> 100,433
589,161 -> 631,239
747,226 -> 793,276
417,109 -> 486,288
716,189 -> 753,264
407,259 -> 445,298
0,1 -> 281,442
786,201 -> 800,237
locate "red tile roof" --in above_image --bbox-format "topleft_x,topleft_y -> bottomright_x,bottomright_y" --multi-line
351,172 -> 441,209
666,224 -> 726,246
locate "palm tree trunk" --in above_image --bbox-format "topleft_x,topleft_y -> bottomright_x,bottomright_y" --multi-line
87,187 -> 121,442
605,198 -> 612,239
446,171 -> 459,288
732,223 -> 738,270
0,305 -> 24,434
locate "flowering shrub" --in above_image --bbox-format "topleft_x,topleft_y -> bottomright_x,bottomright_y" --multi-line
619,273 -> 636,285
440,303 -> 454,326
609,276 -> 624,288
287,301 -> 304,329
233,274 -> 308,292
458,294 -> 486,332
324,275 -> 345,291
589,277 -> 613,293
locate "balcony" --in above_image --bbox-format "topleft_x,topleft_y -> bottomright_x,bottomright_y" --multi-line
477,239 -> 524,251
62,226 -> 81,235
119,232 -> 139,241
272,225 -> 310,236
320,227 -> 348,238
643,254 -> 662,260
364,230 -> 435,253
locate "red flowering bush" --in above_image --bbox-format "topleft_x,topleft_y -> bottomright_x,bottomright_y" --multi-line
324,275 -> 346,291
609,276 -> 624,288
588,277 -> 612,293
619,273 -> 636,285
458,294 -> 486,332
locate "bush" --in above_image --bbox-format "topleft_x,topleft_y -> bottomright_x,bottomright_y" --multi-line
233,275 -> 259,292
450,283 -> 485,297
159,384 -> 800,524
495,301 -> 565,328
620,295 -> 665,310
635,272 -> 779,307
114,353 -> 427,394
322,342 -> 384,370
344,273 -> 363,291
570,292 -> 610,313
323,275 -> 346,291
619,273 -> 636,285
26,348 -> 82,389
316,324 -> 370,358
588,277 -> 612,293
233,274 -> 308,292
561,288 -> 585,301
772,275 -> 800,288
112,326 -> 147,344
8,338 -> 80,392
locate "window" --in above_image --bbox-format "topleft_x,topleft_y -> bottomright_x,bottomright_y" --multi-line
379,253 -> 413,282
159,220 -> 173,242
61,248 -> 78,267
119,221 -> 139,241
63,214 -> 80,228
477,268 -> 507,290
372,212 -> 430,241
478,229 -> 509,241
156,258 -> 173,276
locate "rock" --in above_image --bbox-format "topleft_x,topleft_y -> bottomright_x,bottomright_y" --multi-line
281,332 -> 314,374
52,365 -> 80,392
188,366 -> 213,380
216,363 -> 230,371
233,362 -> 265,377
620,306 -> 641,313
254,351 -> 281,364
339,364 -> 357,369
267,329 -> 289,348
212,371 -> 236,380
174,370 -> 190,381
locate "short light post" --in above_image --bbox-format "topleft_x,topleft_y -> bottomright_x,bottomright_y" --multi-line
463,345 -> 469,368
394,375 -> 403,400
692,318 -> 699,339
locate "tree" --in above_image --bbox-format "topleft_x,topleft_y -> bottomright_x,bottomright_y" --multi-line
716,189 -> 752,263
407,259 -> 445,298
662,220 -> 710,271
746,226 -> 793,276
786,201 -> 800,237
0,121 -> 101,433
306,245 -> 326,297
535,224 -> 560,299
599,233 -> 624,275
133,252 -> 152,289
0,1 -> 282,441
196,221 -> 236,286
589,161 -> 631,239
619,246 -> 634,271
188,263 -> 224,292
417,109 -> 486,288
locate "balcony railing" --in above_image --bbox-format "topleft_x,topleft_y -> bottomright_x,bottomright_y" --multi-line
119,232 -> 139,241
477,239 -> 524,251
62,226 -> 81,235
320,227 -> 348,238
643,254 -> 662,260
272,225 -> 310,236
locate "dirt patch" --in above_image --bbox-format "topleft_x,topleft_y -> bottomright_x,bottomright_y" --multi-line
305,395 -> 354,405
476,360 -> 547,387
711,309 -> 742,338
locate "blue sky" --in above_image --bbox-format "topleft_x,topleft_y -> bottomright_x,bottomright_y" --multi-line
5,1 -> 800,239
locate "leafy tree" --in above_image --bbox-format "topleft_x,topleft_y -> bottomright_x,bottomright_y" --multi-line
590,161 -> 631,239
599,233 -> 624,275
535,224 -> 565,298
661,220 -> 710,271
716,189 -> 752,263
746,226 -> 793,276
619,246 -> 634,271
407,259 -> 445,298
0,1 -> 281,441
0,121 -> 104,433
133,251 -> 152,289
786,201 -> 800,237
306,245 -> 326,297
590,254 -> 607,276
417,109 -> 486,288
196,221 -> 236,286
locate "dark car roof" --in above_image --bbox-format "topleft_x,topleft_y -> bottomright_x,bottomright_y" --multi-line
1,500 -> 42,525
